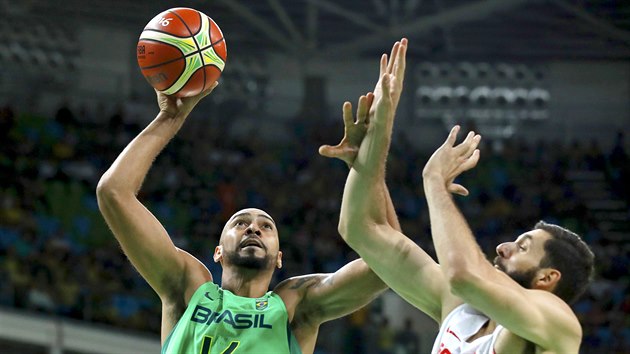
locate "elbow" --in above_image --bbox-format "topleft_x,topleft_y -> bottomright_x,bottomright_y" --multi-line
337,204 -> 362,243
337,217 -> 358,244
96,173 -> 114,199
337,217 -> 375,249
446,262 -> 479,297
96,173 -> 128,205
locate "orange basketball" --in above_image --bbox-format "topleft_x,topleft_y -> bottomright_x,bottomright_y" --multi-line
136,8 -> 227,97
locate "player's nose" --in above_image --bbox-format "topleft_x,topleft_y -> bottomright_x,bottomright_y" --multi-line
496,242 -> 512,258
246,224 -> 261,236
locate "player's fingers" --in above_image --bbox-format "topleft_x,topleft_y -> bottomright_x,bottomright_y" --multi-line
208,81 -> 219,92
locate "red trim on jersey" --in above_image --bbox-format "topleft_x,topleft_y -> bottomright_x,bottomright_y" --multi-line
447,327 -> 462,341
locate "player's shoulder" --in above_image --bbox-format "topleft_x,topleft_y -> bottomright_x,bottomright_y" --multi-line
161,248 -> 213,304
518,289 -> 583,351
273,274 -> 329,323
274,274 -> 329,296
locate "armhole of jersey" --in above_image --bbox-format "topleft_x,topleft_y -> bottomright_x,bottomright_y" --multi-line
271,291 -> 302,354
162,281 -> 217,353
189,281 -> 218,304
490,324 -> 504,353
286,323 -> 303,354
439,303 -> 466,328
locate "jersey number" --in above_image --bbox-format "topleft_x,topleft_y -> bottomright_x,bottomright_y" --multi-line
201,336 -> 240,354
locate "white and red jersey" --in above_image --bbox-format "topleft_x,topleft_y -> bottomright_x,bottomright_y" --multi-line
431,304 -> 503,354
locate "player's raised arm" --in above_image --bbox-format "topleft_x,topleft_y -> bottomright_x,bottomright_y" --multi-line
422,127 -> 584,352
330,39 -> 456,322
96,87 -> 216,301
272,42 -> 413,331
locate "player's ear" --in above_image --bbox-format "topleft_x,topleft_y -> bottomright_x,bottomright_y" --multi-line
276,251 -> 283,269
213,245 -> 223,263
535,268 -> 561,290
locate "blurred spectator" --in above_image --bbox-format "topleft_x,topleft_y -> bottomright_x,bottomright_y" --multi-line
394,318 -> 420,354
0,101 -> 628,354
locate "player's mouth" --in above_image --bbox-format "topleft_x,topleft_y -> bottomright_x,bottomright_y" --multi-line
493,257 -> 505,271
240,238 -> 264,250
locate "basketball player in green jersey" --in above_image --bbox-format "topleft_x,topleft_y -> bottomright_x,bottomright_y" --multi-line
96,40 -> 408,354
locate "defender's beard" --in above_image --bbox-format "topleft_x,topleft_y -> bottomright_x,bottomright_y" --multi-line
494,258 -> 539,289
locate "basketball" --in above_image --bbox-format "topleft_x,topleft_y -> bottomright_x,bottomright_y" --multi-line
136,8 -> 227,97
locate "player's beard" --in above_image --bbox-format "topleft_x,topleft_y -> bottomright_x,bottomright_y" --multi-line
225,248 -> 276,270
494,257 -> 539,289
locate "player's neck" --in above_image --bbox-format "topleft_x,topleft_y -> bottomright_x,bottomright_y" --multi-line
220,267 -> 273,298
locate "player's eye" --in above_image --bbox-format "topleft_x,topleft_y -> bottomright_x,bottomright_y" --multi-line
235,221 -> 248,227
262,224 -> 273,230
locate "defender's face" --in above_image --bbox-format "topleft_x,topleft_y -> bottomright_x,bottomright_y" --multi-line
494,229 -> 552,288
217,208 -> 281,270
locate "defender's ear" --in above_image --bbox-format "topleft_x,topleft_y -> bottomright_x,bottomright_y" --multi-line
535,268 -> 561,290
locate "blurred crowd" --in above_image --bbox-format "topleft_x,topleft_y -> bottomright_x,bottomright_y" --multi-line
0,101 -> 628,353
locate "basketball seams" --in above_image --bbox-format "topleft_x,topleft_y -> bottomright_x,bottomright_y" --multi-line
137,39 -> 185,69
141,28 -> 193,39
168,9 -> 207,94
171,65 -> 221,97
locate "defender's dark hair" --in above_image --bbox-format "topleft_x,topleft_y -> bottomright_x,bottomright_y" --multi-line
535,221 -> 595,304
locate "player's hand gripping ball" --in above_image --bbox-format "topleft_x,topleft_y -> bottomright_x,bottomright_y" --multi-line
137,7 -> 227,97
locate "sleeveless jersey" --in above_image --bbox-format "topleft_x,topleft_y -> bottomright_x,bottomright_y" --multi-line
431,304 -> 503,354
162,282 -> 302,354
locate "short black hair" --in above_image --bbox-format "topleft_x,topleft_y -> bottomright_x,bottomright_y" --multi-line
535,221 -> 595,304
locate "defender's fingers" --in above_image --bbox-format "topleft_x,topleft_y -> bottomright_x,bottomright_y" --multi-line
444,126 -> 460,147
319,144 -> 346,157
459,149 -> 481,172
462,134 -> 482,159
380,54 -> 388,77
343,101 -> 353,126
357,95 -> 369,124
365,92 -> 375,124
395,39 -> 407,79
380,74 -> 391,99
387,42 -> 400,74
448,184 -> 470,196
366,92 -> 375,108
318,144 -> 334,157
455,131 -> 475,153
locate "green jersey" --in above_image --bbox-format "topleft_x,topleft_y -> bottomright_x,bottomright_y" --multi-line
162,282 -> 302,354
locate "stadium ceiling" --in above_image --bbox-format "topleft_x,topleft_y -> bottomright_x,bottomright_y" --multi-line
8,0 -> 630,61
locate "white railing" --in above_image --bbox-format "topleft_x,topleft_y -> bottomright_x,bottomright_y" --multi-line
0,307 -> 160,354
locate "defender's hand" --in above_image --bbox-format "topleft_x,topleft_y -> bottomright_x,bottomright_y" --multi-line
371,38 -> 407,117
319,93 -> 374,167
422,126 -> 482,196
